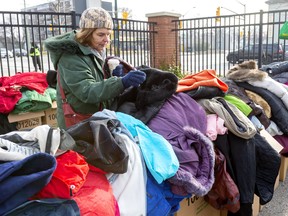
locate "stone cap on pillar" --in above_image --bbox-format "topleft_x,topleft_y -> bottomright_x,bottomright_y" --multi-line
145,11 -> 182,18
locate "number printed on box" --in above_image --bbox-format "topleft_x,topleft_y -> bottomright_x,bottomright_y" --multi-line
48,112 -> 57,120
16,118 -> 40,130
186,196 -> 199,206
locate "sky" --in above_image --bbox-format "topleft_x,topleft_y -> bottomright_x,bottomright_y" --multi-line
1,0 -> 269,20
116,0 -> 269,19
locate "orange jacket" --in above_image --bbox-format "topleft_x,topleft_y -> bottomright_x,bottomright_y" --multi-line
177,69 -> 228,93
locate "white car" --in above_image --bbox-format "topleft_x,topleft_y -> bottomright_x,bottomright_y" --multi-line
0,48 -> 13,58
13,48 -> 28,57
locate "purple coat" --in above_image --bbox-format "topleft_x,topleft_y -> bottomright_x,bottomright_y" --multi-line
148,92 -> 215,196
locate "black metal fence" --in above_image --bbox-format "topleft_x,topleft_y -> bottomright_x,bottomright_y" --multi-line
174,9 -> 288,76
0,10 -> 156,77
1,9 -> 288,77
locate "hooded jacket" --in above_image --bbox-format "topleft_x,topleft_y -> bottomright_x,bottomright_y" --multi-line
44,30 -> 125,129
236,81 -> 288,135
148,93 -> 215,197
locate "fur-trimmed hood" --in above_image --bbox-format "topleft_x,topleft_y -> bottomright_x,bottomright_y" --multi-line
44,31 -> 80,55
226,60 -> 268,82
148,93 -> 215,196
168,126 -> 215,197
44,30 -> 100,69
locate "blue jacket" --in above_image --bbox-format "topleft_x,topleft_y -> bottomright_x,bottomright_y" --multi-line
3,198 -> 80,216
0,153 -> 56,215
146,168 -> 188,216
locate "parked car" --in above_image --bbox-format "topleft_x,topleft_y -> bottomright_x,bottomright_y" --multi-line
13,48 -> 28,57
0,48 -> 13,58
226,44 -> 284,64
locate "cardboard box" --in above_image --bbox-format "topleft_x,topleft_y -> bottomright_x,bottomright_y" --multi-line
260,129 -> 283,153
220,210 -> 228,216
279,156 -> 288,181
274,173 -> 280,190
175,196 -> 220,216
42,101 -> 58,128
8,111 -> 44,130
253,195 -> 260,216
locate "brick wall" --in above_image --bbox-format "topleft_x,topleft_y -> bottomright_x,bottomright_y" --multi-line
147,12 -> 181,69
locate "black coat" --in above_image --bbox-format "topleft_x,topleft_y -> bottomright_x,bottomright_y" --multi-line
214,131 -> 280,215
236,81 -> 288,135
113,67 -> 178,124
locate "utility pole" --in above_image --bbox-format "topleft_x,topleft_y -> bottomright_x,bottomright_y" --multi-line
235,0 -> 246,14
114,0 -> 118,18
23,0 -> 31,53
114,0 -> 120,56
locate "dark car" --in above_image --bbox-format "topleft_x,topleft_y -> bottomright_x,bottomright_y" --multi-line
13,48 -> 28,57
226,44 -> 284,64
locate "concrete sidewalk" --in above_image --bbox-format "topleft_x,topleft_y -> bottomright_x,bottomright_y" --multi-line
258,173 -> 288,216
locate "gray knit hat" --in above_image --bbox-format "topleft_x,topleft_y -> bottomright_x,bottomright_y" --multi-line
79,7 -> 113,29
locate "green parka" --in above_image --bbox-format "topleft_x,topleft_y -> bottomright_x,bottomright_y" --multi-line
44,30 -> 125,129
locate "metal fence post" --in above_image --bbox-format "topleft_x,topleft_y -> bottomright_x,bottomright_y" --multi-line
258,10 -> 264,68
71,11 -> 77,30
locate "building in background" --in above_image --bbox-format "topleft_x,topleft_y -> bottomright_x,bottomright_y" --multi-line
17,0 -> 112,51
24,0 -> 112,15
265,0 -> 288,10
265,0 -> 288,44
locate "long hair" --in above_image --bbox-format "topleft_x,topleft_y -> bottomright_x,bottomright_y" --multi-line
75,28 -> 95,47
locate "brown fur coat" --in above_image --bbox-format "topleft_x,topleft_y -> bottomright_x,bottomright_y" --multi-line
226,60 -> 268,82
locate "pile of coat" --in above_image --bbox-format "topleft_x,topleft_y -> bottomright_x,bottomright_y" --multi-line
0,64 -> 284,216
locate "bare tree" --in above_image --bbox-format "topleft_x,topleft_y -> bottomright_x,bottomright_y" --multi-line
48,0 -> 72,13
47,0 -> 73,35
0,14 -> 24,50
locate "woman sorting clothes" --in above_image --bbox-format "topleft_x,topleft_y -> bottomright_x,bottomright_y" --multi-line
44,7 -> 146,129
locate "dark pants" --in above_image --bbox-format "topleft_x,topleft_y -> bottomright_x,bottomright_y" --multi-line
31,55 -> 41,71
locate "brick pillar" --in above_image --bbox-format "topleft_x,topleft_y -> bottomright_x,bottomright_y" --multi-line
146,12 -> 181,69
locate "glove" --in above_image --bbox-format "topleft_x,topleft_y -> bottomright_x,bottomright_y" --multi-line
112,64 -> 124,77
121,70 -> 146,88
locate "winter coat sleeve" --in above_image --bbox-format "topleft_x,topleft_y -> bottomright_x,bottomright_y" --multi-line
57,53 -> 124,105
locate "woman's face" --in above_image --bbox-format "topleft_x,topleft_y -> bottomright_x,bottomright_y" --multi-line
90,28 -> 112,52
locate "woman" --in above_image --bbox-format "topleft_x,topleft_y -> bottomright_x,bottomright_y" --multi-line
44,7 -> 146,129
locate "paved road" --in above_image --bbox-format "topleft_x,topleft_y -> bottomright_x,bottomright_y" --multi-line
0,54 -> 52,76
0,52 -> 232,77
258,173 -> 288,216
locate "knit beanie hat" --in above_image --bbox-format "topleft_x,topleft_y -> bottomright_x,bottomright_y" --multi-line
79,7 -> 113,29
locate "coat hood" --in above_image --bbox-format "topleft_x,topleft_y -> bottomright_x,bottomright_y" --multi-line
226,60 -> 268,82
44,30 -> 95,69
168,126 -> 215,197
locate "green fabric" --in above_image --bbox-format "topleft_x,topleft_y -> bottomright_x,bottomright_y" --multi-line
12,88 -> 53,114
44,30 -> 125,129
46,87 -> 57,101
223,94 -> 253,116
279,21 -> 288,40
